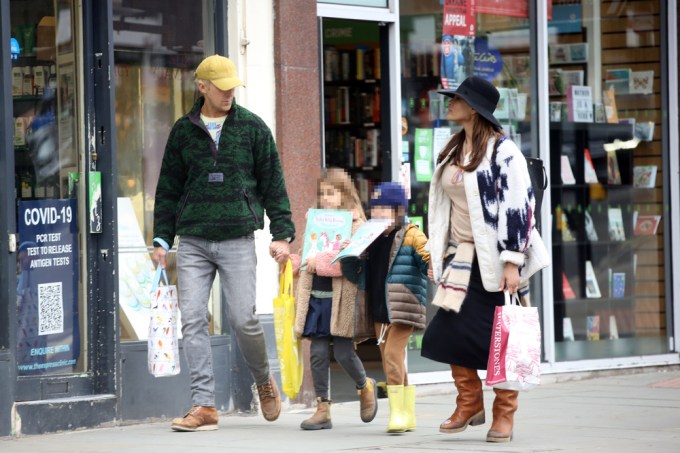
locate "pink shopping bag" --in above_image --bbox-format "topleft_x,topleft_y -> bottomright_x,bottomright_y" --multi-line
486,291 -> 541,391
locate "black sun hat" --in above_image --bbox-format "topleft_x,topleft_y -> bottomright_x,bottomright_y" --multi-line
439,76 -> 501,129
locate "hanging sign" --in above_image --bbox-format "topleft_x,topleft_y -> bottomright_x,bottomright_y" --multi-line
476,0 -> 552,19
442,0 -> 476,37
16,199 -> 80,375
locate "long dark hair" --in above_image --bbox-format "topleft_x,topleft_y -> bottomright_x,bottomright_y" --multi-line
437,115 -> 503,171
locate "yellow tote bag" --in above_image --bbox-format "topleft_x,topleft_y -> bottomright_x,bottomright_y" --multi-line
273,259 -> 303,399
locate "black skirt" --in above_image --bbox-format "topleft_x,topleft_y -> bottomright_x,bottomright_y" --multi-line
421,256 -> 505,370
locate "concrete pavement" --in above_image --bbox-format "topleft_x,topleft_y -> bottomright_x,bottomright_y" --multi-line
2,367 -> 679,452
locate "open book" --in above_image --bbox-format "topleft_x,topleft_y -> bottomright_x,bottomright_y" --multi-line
330,219 -> 393,264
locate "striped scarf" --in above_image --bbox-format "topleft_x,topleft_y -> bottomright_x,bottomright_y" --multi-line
432,242 -> 532,312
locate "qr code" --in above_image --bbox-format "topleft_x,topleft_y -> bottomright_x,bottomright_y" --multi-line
38,282 -> 64,335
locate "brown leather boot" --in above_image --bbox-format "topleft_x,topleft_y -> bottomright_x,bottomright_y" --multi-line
300,398 -> 332,430
439,365 -> 485,433
486,388 -> 519,442
171,406 -> 218,432
256,375 -> 282,422
358,378 -> 378,423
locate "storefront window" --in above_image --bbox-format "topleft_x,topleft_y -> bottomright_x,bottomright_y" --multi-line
399,0 -> 534,372
113,1 -> 213,341
548,0 -> 669,360
12,0 -> 83,375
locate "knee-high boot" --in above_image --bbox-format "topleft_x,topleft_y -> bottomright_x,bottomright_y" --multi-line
386,385 -> 407,433
439,365 -> 485,433
486,388 -> 518,442
403,385 -> 416,431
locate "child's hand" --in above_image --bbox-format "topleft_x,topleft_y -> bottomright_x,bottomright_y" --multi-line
340,240 -> 351,250
305,255 -> 317,274
427,267 -> 435,282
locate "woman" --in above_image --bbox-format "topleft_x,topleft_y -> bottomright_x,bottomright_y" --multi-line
421,76 -> 548,443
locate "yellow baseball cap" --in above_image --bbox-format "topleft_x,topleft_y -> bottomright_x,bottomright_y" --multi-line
195,55 -> 245,91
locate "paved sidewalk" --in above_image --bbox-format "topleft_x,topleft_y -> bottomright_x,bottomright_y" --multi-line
2,367 -> 679,452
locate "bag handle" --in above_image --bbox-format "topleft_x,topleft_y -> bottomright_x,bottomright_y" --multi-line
279,259 -> 293,297
504,290 -> 522,306
152,266 -> 169,291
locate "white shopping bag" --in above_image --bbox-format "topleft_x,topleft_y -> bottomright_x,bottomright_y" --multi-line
147,267 -> 181,377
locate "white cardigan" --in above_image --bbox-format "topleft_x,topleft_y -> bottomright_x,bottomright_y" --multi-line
428,136 -> 550,292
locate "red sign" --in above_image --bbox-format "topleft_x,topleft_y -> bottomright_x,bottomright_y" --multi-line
443,0 -> 476,37
476,0 -> 552,19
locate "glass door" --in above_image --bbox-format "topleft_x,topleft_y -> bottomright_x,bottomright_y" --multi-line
11,0 -> 89,399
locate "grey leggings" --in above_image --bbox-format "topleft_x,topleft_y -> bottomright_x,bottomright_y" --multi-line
310,335 -> 367,399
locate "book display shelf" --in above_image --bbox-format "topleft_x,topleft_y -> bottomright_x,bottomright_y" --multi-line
322,19 -> 388,208
551,122 -> 642,356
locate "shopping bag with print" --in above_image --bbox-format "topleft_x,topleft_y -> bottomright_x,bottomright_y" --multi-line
147,267 -> 181,377
486,291 -> 541,391
273,259 -> 303,399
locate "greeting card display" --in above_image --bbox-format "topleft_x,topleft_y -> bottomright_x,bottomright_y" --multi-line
608,208 -> 626,241
561,155 -> 576,185
584,210 -> 599,241
606,150 -> 621,185
612,272 -> 626,298
563,317 -> 575,341
562,272 -> 576,299
587,315 -> 600,341
584,148 -> 598,183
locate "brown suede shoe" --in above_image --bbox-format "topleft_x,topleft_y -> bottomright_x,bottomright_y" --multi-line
358,378 -> 378,423
257,375 -> 281,422
171,406 -> 219,432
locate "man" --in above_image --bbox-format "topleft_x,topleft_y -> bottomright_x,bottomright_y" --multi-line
152,54 -> 294,432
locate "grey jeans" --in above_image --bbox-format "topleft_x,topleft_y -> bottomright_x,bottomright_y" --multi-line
177,235 -> 270,407
310,336 -> 366,399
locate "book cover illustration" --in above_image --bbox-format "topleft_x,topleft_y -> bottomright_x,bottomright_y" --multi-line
606,150 -> 621,185
602,87 -> 619,123
562,272 -> 576,299
605,68 -> 631,94
330,219 -> 392,264
561,155 -> 576,185
583,210 -> 599,241
567,85 -> 594,123
608,207 -> 626,241
630,70 -> 654,95
633,165 -> 657,188
301,209 -> 353,269
612,272 -> 626,298
587,315 -> 601,341
634,215 -> 661,236
584,148 -> 599,183
585,260 -> 602,298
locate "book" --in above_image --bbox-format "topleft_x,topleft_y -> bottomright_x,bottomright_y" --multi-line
605,68 -> 631,94
630,70 -> 654,95
602,87 -> 619,123
562,272 -> 576,299
563,317 -> 575,341
301,209 -> 353,269
584,148 -> 599,183
608,207 -> 626,241
561,155 -> 576,185
584,210 -> 599,241
606,150 -> 621,184
330,219 -> 392,264
612,272 -> 626,298
587,315 -> 601,341
633,165 -> 657,188
609,315 -> 619,340
567,85 -> 594,123
585,260 -> 602,298
634,121 -> 655,142
634,214 -> 661,236
560,211 -> 576,242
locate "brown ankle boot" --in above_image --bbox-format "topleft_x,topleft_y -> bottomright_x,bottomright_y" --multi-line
486,388 -> 519,442
439,366 -> 485,433
300,398 -> 332,430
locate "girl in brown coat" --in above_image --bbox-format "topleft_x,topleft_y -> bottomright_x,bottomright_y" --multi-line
293,168 -> 377,430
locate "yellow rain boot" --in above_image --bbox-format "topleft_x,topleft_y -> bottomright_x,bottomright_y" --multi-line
386,385 -> 407,433
403,385 -> 417,431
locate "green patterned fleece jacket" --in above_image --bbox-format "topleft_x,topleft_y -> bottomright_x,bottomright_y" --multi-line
152,97 -> 295,245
